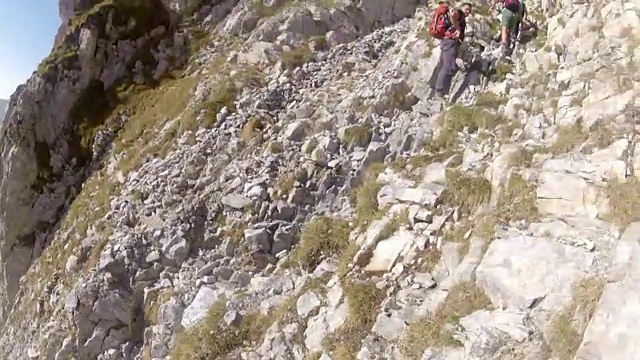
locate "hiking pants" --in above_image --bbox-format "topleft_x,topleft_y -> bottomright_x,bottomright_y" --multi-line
501,8 -> 519,32
435,38 -> 460,94
514,4 -> 526,38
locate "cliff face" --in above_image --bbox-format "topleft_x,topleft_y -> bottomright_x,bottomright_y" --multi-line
0,0 -> 639,359
0,99 -> 7,121
0,0 -> 198,325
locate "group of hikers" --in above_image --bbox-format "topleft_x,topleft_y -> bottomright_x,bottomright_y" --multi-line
429,0 -> 529,100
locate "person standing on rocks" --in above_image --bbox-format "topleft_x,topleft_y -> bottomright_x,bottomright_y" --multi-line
490,0 -> 524,54
514,0 -> 528,39
433,2 -> 473,101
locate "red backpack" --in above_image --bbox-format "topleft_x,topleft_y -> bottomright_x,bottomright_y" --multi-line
504,0 -> 521,13
429,4 -> 452,39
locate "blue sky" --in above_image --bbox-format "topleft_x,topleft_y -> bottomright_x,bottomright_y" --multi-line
0,2 -> 60,99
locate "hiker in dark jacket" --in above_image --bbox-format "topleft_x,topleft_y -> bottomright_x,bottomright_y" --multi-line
433,2 -> 473,100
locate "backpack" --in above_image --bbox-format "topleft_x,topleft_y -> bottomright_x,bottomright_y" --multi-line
504,0 -> 521,13
429,4 -> 452,39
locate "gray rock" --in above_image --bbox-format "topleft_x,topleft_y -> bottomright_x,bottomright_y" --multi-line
246,185 -> 268,199
54,337 -> 75,360
288,187 -> 313,205
161,236 -> 190,265
372,312 -> 407,340
158,297 -> 184,332
65,255 -> 79,274
260,295 -> 288,315
412,272 -> 436,289
377,182 -> 445,208
420,347 -> 465,359
351,150 -> 367,161
92,291 -> 135,325
224,310 -> 243,326
304,303 -> 349,352
245,228 -> 272,253
284,120 -> 309,141
423,162 -> 447,184
271,224 -> 296,255
272,201 -> 297,221
439,236 -> 486,290
27,348 -> 39,359
362,142 -> 388,168
146,251 -> 161,263
81,326 -> 108,357
301,137 -> 318,153
476,233 -> 595,311
196,262 -> 218,278
181,287 -> 223,329
296,291 -> 321,318
318,136 -> 339,154
311,147 -> 329,166
0,0 -> 200,332
414,209 -> 433,223
230,271 -> 252,287
211,266 -> 234,280
575,222 -> 640,359
458,309 -> 532,358
364,228 -> 417,272
221,194 -> 252,209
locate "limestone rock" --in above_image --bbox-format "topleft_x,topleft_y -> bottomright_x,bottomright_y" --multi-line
1,0 -> 638,358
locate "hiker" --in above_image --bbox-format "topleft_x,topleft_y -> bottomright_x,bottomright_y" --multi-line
515,0 -> 528,36
430,2 -> 473,100
490,0 -> 523,54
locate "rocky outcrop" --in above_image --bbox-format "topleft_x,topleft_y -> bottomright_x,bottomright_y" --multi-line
0,0 -> 639,359
0,99 -> 7,121
0,0 -> 193,323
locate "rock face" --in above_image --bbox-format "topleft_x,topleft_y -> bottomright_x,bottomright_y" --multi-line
0,0 -> 193,321
0,99 -> 7,121
0,0 -> 638,359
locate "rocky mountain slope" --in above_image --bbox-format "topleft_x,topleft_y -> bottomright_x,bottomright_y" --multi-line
0,0 -> 638,359
0,99 -> 7,120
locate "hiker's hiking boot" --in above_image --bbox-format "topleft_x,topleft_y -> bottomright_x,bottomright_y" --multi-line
499,44 -> 513,60
432,91 -> 449,104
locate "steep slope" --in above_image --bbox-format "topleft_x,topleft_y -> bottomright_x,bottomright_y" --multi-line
0,0 -> 638,359
0,0 -> 193,322
0,99 -> 7,121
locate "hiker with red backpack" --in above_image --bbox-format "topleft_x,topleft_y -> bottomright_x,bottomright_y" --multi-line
430,2 -> 473,100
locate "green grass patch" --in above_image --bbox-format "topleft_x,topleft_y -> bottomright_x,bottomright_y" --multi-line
289,216 -> 352,271
548,277 -> 605,360
282,45 -> 313,69
351,164 -> 387,230
607,178 -> 640,228
170,298 -> 270,360
496,173 -> 539,224
323,281 -> 385,360
441,170 -> 492,214
439,104 -> 507,133
400,281 -> 492,359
